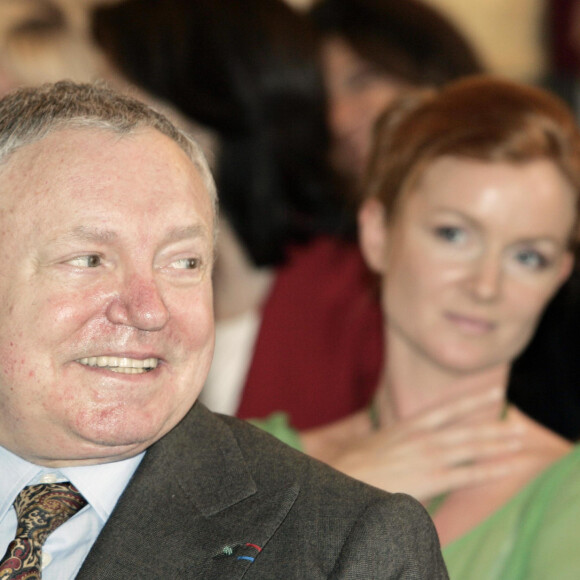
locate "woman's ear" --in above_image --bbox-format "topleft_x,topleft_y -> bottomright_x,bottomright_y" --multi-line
557,251 -> 575,287
358,198 -> 389,274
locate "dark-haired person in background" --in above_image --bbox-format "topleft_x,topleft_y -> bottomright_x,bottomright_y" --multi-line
92,0 -> 384,436
310,0 -> 483,198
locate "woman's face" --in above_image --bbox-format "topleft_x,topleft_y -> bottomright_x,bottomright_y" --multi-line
359,156 -> 576,374
321,36 -> 411,185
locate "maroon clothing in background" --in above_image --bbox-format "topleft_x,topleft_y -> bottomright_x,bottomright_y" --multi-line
236,236 -> 384,430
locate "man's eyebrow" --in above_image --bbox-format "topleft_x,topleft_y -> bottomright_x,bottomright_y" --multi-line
160,224 -> 211,245
48,224 -> 211,247
53,226 -> 119,245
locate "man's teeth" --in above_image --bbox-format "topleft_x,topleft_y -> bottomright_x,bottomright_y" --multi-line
76,356 -> 159,374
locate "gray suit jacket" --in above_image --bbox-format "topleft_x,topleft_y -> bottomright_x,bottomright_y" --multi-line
76,404 -> 448,579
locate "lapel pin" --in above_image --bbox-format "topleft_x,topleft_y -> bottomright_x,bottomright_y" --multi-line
214,542 -> 263,562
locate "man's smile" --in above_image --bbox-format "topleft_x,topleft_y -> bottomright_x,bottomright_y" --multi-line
75,356 -> 159,374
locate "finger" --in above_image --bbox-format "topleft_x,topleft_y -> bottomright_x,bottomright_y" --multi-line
436,437 -> 524,467
424,420 -> 525,446
432,454 -> 530,495
382,435 -> 523,472
379,419 -> 525,458
375,423 -> 525,469
393,386 -> 505,435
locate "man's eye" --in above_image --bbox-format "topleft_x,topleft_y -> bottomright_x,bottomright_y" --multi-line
173,257 -> 201,269
434,226 -> 466,244
69,255 -> 101,268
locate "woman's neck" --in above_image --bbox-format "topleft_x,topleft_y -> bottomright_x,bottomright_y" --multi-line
377,332 -> 510,425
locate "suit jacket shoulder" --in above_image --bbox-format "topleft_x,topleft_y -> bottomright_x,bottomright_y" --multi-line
77,404 -> 447,579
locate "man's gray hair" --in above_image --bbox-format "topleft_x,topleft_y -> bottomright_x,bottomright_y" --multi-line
0,80 -> 218,219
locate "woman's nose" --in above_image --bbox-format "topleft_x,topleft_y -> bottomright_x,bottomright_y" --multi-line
466,254 -> 503,302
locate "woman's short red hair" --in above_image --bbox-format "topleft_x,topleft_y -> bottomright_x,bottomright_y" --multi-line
365,75 -> 580,246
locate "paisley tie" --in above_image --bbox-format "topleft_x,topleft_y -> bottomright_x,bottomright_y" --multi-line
0,482 -> 87,579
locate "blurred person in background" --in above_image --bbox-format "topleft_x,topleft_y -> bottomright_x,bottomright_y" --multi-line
310,0 -> 484,198
92,0 -> 384,434
0,0 -> 218,167
0,0 -> 106,93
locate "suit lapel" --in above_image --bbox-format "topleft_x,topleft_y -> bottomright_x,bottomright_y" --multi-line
76,404 -> 299,579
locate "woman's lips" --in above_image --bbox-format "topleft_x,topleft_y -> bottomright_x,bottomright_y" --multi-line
445,312 -> 495,334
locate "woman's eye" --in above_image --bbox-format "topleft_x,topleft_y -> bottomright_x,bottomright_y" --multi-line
434,226 -> 466,244
515,249 -> 548,270
68,255 -> 101,268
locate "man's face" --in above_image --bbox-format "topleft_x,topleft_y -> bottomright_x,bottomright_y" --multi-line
0,127 -> 215,466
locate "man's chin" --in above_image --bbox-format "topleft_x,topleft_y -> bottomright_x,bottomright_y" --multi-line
80,422 -> 171,453
53,417 -> 178,465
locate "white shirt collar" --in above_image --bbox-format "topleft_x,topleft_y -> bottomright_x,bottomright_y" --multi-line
0,445 -> 144,523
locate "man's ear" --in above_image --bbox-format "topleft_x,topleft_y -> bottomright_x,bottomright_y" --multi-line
358,198 -> 389,274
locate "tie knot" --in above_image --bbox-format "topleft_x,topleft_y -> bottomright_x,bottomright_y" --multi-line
13,482 -> 87,546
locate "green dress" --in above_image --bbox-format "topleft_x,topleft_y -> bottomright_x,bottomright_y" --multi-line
249,413 -> 303,450
443,444 -> 580,579
252,414 -> 580,579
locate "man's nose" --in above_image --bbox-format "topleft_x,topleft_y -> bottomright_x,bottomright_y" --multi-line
466,254 -> 503,302
106,274 -> 170,331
